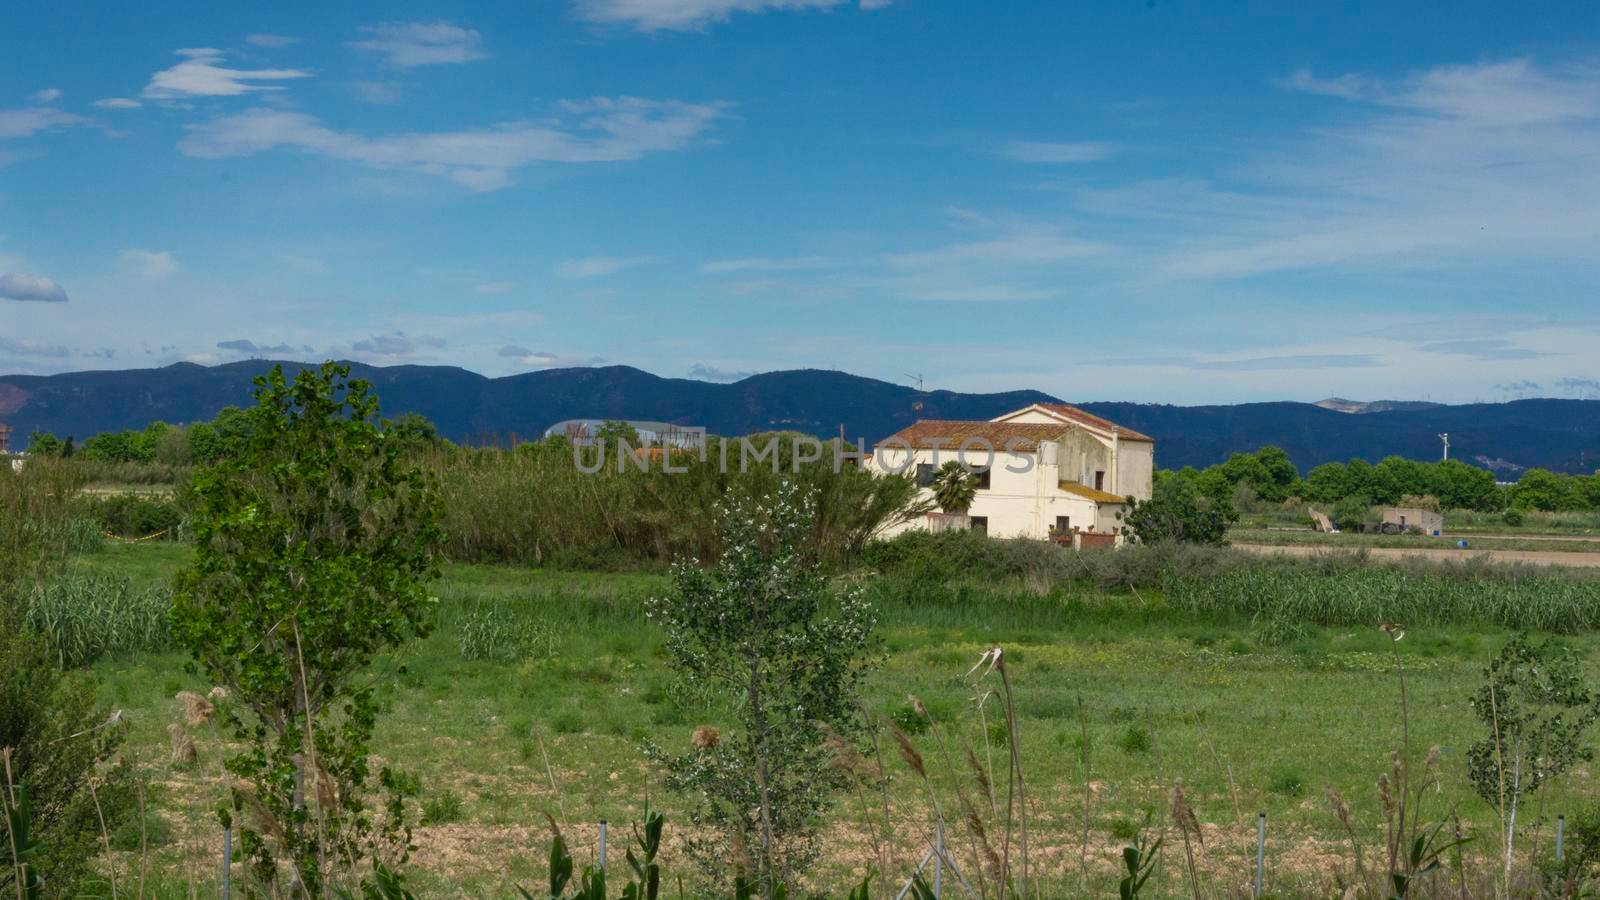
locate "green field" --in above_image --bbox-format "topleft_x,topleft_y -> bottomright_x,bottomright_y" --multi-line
67,542 -> 1600,897
1229,526 -> 1600,554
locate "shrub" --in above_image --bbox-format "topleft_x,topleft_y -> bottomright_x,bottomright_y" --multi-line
420,791 -> 465,826
73,492 -> 185,540
456,605 -> 555,663
1120,477 -> 1237,545
1330,494 -> 1374,532
1117,724 -> 1153,754
1503,507 -> 1525,527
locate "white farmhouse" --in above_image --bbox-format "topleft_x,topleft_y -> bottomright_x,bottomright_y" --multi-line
867,403 -> 1155,542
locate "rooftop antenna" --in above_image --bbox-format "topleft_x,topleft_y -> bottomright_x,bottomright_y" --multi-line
1439,433 -> 1450,461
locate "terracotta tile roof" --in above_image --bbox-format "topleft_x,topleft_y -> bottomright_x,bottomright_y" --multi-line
1058,482 -> 1131,504
1035,403 -> 1154,442
878,420 -> 1068,451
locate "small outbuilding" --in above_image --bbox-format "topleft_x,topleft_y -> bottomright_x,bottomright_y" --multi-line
1380,506 -> 1444,535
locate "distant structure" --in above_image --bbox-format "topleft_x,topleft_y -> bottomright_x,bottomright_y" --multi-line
868,402 -> 1155,542
0,421 -> 10,455
543,419 -> 706,450
1381,506 -> 1444,536
1439,432 -> 1450,461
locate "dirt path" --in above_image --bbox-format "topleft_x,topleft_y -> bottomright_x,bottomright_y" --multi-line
1233,542 -> 1600,568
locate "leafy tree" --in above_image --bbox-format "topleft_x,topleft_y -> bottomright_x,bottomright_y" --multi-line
1467,635 -> 1600,880
1512,468 -> 1575,512
1329,494 -> 1373,532
929,459 -> 977,514
594,420 -> 642,449
171,363 -> 443,895
647,484 -> 878,894
1119,476 -> 1237,545
24,431 -> 62,457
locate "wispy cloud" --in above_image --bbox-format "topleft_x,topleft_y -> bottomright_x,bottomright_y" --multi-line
573,0 -> 887,31
701,255 -> 836,274
349,22 -> 487,67
556,255 -> 663,279
687,363 -> 755,382
179,97 -> 726,191
1416,338 -> 1543,361
349,331 -> 446,358
1129,58 -> 1600,281
119,249 -> 179,279
143,48 -> 311,99
999,140 -> 1116,164
475,281 -> 518,295
0,272 -> 68,302
1185,354 -> 1379,371
217,338 -> 295,354
499,345 -> 605,369
0,337 -> 74,358
93,98 -> 142,110
0,95 -> 89,140
245,34 -> 300,48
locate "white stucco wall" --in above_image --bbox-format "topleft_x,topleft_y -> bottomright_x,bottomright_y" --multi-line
869,443 -> 1103,540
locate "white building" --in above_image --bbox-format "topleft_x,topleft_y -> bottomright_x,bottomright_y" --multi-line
867,403 -> 1155,542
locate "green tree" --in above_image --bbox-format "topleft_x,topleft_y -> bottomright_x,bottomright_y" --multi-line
1467,635 -> 1600,881
647,484 -> 878,894
24,431 -> 62,457
929,459 -> 977,514
171,363 -> 443,895
1512,468 -> 1574,512
1119,476 -> 1237,545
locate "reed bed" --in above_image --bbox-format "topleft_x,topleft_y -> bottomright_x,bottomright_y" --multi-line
24,575 -> 174,667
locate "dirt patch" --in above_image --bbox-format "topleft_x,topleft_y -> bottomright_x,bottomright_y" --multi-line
1234,542 -> 1600,569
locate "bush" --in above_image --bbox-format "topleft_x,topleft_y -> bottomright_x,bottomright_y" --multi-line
1503,507 -> 1525,527
1120,477 -> 1237,545
1329,494 -> 1374,532
72,493 -> 185,540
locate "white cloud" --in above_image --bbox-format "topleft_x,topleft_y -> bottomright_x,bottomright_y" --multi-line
701,255 -> 835,273
1076,58 -> 1600,282
0,105 -> 88,140
475,281 -> 518,294
179,97 -> 725,191
0,272 -> 68,302
29,88 -> 63,104
119,249 -> 179,279
503,349 -> 605,369
999,140 -> 1116,164
93,98 -> 143,110
142,48 -> 311,99
556,255 -> 662,279
883,226 -> 1106,268
245,33 -> 300,48
349,22 -> 486,67
217,338 -> 295,354
574,0 -> 884,31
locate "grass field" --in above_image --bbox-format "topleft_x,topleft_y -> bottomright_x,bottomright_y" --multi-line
1230,526 -> 1600,554
62,542 -> 1600,897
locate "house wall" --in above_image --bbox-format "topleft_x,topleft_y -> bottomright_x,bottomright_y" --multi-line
1114,441 -> 1154,500
869,444 -> 1100,540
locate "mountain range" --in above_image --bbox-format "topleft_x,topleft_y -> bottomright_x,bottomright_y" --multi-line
1,361 -> 1596,475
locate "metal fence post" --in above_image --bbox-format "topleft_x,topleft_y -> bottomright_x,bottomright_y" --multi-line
598,820 -> 608,872
222,826 -> 232,900
933,820 -> 944,898
1557,814 -> 1565,863
1253,812 -> 1266,898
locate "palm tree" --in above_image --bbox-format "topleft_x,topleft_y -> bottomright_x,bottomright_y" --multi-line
930,460 -> 978,514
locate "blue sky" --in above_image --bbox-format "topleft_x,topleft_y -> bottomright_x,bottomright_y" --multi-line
3,1 -> 1599,404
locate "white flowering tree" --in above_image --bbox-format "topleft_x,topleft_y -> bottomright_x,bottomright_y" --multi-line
647,482 -> 878,897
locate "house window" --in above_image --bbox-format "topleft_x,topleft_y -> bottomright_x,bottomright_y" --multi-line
972,468 -> 992,489
916,463 -> 935,486
1054,515 -> 1071,534
1094,470 -> 1106,491
969,516 -> 988,536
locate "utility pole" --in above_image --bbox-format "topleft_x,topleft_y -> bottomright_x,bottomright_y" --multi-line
1439,433 -> 1450,461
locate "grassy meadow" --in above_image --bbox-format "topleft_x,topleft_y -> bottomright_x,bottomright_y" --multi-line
62,540 -> 1600,897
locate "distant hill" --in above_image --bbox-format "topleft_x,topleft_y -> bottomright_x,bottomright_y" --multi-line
1,361 -> 1597,475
